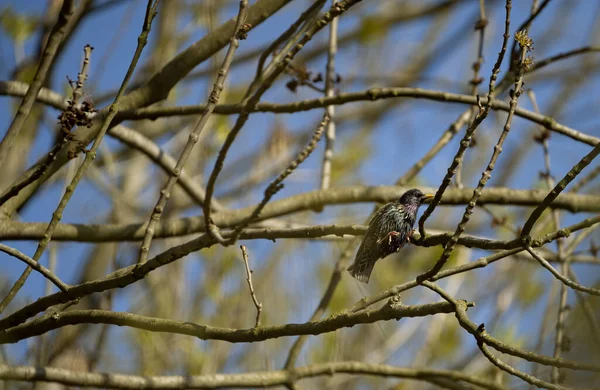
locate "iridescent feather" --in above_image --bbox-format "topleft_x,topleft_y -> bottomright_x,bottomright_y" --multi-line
347,189 -> 429,283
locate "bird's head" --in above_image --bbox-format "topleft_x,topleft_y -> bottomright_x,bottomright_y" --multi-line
398,188 -> 434,206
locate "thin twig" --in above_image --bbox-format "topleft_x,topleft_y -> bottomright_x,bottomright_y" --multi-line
478,339 -> 566,390
0,244 -> 69,293
0,0 -> 75,168
138,0 -> 249,263
226,112 -> 330,244
2,213 -> 598,332
0,0 -> 161,315
508,0 -> 552,66
240,245 -> 262,327
320,0 -> 338,190
456,0 -> 488,189
525,247 -> 600,296
118,89 -> 600,146
568,163 -> 600,193
72,44 -> 93,103
418,24 -> 530,282
0,301 -> 464,345
245,0 -> 326,97
108,125 -> 223,210
531,46 -> 600,73
0,361 -> 507,390
520,142 -> 600,239
0,43 -> 95,209
527,89 -> 569,384
418,0 -> 514,239
421,280 -> 600,374
202,0 -> 361,243
284,237 -> 355,369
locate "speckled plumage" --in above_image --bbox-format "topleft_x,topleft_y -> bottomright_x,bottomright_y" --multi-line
347,189 -> 432,283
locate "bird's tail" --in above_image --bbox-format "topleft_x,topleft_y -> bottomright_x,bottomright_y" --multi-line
347,243 -> 377,284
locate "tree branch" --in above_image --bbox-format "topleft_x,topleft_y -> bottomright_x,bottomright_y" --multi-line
0,0 -> 75,167
240,245 -> 263,328
520,142 -> 600,238
526,246 -> 600,296
0,361 -> 506,390
120,88 -> 599,146
138,0 -> 248,264
421,281 -> 600,373
0,187 -> 598,242
0,300 -> 462,344
418,26 -> 531,282
0,0 -> 161,315
3,213 -> 598,333
0,244 -> 69,293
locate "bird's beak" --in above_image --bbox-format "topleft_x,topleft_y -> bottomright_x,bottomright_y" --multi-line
421,193 -> 435,203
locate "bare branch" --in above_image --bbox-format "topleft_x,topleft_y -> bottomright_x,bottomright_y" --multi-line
226,112 -> 330,244
108,125 -> 224,211
421,281 -> 600,373
0,0 -> 75,167
319,1 -> 338,190
0,0 -> 161,315
4,213 -> 598,333
531,46 -> 600,72
240,245 -> 263,328
0,300 -> 463,345
0,361 -> 507,390
418,0 -> 514,240
138,0 -> 249,264
526,247 -> 600,296
120,88 -> 599,147
418,27 -> 531,282
1,187 -> 599,242
0,244 -> 69,293
521,142 -> 600,238
202,0 -> 363,243
477,339 -> 567,390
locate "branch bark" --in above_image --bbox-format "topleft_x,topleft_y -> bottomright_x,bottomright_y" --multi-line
0,187 -> 597,242
0,361 -> 506,390
0,300 -> 461,344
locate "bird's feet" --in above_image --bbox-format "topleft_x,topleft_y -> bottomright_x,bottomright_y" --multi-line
377,231 -> 401,246
407,229 -> 417,244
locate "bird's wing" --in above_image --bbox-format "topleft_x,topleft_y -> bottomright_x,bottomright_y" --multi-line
347,238 -> 377,283
348,203 -> 408,284
370,203 -> 407,241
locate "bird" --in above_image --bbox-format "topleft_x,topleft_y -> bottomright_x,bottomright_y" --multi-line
347,188 -> 434,283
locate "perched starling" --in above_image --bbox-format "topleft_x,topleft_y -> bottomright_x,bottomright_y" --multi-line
347,188 -> 434,283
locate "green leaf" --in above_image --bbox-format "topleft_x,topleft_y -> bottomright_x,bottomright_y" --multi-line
358,16 -> 388,43
433,322 -> 461,360
0,7 -> 38,43
515,272 -> 545,308
331,130 -> 372,183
